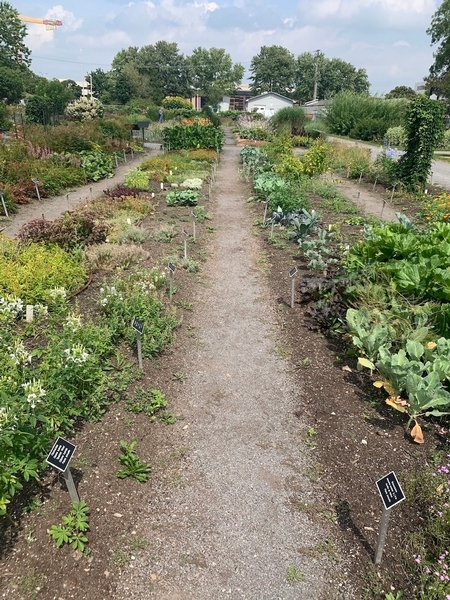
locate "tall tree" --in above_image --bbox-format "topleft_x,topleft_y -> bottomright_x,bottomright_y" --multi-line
0,65 -> 24,103
385,86 -> 417,100
188,47 -> 244,107
249,46 -> 295,97
111,46 -> 139,72
0,1 -> 31,69
137,42 -> 191,103
293,52 -> 369,103
427,0 -> 450,78
86,68 -> 111,98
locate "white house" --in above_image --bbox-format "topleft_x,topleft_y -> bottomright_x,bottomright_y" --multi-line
246,92 -> 295,117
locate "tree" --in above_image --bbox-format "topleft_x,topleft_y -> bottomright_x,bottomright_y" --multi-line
293,52 -> 370,103
26,79 -> 75,124
111,46 -> 139,72
249,46 -> 295,97
0,65 -> 24,104
62,79 -> 83,99
114,64 -> 141,104
137,42 -> 191,103
385,86 -> 417,99
0,1 -> 31,69
427,0 -> 450,82
189,47 -> 244,107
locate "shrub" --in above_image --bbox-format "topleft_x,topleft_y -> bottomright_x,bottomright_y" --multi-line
271,106 -> 308,136
162,118 -> 224,150
162,96 -> 192,110
65,97 -> 105,121
385,125 -> 406,147
325,92 -> 407,138
139,156 -> 171,181
238,126 -> 270,141
103,185 -> 143,199
0,242 -> 87,304
124,168 -> 150,190
18,211 -> 109,250
301,141 -> 331,177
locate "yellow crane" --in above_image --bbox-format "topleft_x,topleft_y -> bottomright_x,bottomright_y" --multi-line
19,14 -> 62,30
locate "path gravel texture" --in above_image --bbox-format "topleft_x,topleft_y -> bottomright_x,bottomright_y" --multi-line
116,131 -> 344,599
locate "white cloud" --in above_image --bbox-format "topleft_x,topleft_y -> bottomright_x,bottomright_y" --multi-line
71,31 -> 133,50
394,40 -> 410,47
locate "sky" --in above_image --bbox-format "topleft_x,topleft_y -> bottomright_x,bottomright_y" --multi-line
13,0 -> 444,96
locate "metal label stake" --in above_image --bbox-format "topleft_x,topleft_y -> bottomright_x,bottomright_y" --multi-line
132,317 -> 144,370
263,201 -> 268,225
0,191 -> 9,218
168,263 -> 176,302
31,178 -> 41,202
373,175 -> 379,191
289,267 -> 298,308
191,212 -> 196,241
183,229 -> 189,259
374,472 -> 405,564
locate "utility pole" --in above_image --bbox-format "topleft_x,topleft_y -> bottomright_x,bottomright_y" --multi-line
313,49 -> 320,101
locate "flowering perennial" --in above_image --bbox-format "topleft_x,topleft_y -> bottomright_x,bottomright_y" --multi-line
22,379 -> 46,409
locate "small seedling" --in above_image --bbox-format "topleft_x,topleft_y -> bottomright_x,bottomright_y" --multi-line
110,548 -> 131,567
117,440 -> 151,482
12,568 -> 45,600
286,564 -> 305,585
385,592 -> 403,600
161,410 -> 176,425
125,387 -> 167,421
48,500 -> 89,552
129,535 -> 148,552
172,372 -> 187,382
305,427 -> 317,449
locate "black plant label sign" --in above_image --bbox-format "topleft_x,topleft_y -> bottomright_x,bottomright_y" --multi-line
132,317 -> 144,334
46,437 -> 76,472
289,267 -> 298,278
168,262 -> 176,273
376,471 -> 405,510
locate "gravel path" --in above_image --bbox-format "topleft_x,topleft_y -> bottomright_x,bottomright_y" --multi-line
116,131 -> 341,599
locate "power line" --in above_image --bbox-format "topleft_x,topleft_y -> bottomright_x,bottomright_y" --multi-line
31,55 -> 111,67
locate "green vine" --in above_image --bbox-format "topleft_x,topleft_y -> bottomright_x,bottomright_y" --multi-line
397,96 -> 445,191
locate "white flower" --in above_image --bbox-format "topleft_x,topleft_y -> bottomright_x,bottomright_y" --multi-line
8,340 -> 32,366
64,343 -> 89,365
22,379 -> 46,409
0,295 -> 24,316
49,287 -> 67,300
65,313 -> 82,331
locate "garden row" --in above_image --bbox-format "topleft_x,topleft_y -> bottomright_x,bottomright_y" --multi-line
240,133 -> 450,598
0,117 -> 220,535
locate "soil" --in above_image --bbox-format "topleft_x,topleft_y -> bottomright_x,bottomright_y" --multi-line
0,131 -> 448,600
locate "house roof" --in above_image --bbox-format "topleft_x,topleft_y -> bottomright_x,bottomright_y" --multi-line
246,91 -> 295,104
